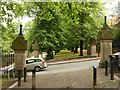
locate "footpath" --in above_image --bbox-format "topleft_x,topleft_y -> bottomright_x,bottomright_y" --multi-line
5,57 -> 120,89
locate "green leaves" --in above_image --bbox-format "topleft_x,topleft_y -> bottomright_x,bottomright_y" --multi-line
1,1 -> 27,53
2,2 -> 106,56
25,2 -> 105,54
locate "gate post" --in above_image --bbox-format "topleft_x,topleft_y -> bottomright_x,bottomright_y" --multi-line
90,40 -> 97,56
32,41 -> 39,58
98,16 -> 113,68
11,25 -> 27,86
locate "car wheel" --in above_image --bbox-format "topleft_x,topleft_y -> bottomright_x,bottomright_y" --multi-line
34,66 -> 41,72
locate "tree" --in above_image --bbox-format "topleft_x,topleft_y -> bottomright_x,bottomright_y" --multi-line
63,2 -> 105,55
25,2 -> 68,59
25,2 -> 105,59
1,1 -> 106,59
1,1 -> 25,53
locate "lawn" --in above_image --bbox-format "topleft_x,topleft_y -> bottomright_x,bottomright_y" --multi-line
54,49 -> 87,59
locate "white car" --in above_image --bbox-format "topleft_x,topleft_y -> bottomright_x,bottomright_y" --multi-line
26,57 -> 48,72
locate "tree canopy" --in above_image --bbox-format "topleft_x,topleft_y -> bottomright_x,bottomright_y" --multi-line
24,2 -> 105,59
1,1 -> 25,53
2,1 -> 106,59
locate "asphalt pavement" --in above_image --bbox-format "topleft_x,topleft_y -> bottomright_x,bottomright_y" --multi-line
7,57 -> 120,89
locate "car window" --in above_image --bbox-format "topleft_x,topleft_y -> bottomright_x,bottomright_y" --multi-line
35,59 -> 42,62
26,59 -> 35,64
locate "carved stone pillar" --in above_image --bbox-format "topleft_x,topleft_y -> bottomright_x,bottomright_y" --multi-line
98,16 -> 113,68
32,41 -> 39,58
11,25 -> 27,74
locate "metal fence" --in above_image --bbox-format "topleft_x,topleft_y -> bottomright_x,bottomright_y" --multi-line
1,54 -> 16,85
2,54 -> 15,67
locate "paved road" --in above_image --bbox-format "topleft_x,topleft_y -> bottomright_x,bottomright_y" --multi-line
27,59 -> 100,75
14,59 -> 119,88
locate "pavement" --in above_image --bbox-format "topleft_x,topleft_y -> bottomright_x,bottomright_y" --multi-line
47,57 -> 100,65
4,57 -> 120,89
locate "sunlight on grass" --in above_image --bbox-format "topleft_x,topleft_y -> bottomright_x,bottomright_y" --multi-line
54,49 -> 87,59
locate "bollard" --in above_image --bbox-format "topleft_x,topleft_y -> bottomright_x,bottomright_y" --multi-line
32,70 -> 36,90
115,55 -> 119,73
24,67 -> 27,82
110,61 -> 114,80
93,66 -> 97,86
109,55 -> 113,73
105,61 -> 108,76
18,70 -> 22,87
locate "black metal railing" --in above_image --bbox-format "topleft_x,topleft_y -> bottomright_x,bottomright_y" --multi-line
1,53 -> 15,85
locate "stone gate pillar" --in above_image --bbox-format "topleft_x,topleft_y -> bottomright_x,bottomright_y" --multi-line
98,16 -> 113,68
11,25 -> 27,74
87,39 -> 97,56
32,41 -> 39,58
90,40 -> 96,56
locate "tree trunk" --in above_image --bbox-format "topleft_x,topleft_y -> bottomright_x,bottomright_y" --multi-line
80,40 -> 83,56
71,47 -> 74,52
68,48 -> 70,50
55,51 -> 57,55
46,48 -> 54,60
74,45 -> 78,53
55,50 -> 60,55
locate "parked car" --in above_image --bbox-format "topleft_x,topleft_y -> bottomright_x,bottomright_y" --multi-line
26,57 -> 48,72
114,52 -> 120,55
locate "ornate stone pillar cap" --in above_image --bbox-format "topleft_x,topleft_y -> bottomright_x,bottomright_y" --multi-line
102,16 -> 111,30
98,16 -> 113,40
11,25 -> 27,50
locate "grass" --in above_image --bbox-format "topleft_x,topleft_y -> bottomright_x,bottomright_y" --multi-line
1,74 -> 8,85
1,76 -> 17,89
1,72 -> 16,86
54,49 -> 87,59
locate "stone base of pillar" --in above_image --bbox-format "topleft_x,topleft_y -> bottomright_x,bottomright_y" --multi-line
99,60 -> 105,68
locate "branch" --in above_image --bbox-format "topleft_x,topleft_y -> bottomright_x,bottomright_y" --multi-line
35,2 -> 42,9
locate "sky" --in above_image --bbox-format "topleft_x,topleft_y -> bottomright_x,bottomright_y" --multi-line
104,0 -> 119,17
14,16 -> 33,26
